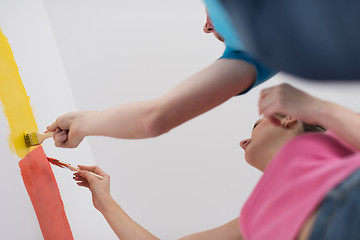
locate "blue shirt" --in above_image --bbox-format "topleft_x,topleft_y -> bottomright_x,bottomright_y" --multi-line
222,47 -> 278,95
204,0 -> 277,94
203,0 -> 244,51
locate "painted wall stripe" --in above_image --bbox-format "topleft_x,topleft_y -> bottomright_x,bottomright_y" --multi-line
19,146 -> 74,240
0,29 -> 73,239
0,29 -> 38,158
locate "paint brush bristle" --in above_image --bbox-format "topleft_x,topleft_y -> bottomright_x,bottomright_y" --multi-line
47,157 -> 105,180
24,131 -> 54,147
47,157 -> 67,168
24,131 -> 40,147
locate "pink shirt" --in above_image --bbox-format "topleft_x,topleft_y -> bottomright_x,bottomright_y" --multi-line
240,131 -> 360,240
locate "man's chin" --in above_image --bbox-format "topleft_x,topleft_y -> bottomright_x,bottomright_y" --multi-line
213,33 -> 224,42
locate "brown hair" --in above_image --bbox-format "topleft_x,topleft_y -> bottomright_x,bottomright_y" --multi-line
302,122 -> 326,133
275,113 -> 326,133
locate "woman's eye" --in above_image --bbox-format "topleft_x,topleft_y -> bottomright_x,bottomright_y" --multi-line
273,113 -> 287,119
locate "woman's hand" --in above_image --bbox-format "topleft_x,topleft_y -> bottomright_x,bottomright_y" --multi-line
258,83 -> 328,125
47,111 -> 100,148
74,166 -> 160,239
73,165 -> 111,212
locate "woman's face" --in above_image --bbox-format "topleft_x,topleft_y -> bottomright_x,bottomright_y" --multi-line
240,116 -> 300,171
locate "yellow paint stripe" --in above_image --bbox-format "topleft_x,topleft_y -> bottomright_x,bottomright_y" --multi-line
0,29 -> 38,158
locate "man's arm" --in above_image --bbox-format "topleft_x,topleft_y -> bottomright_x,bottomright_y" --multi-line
48,59 -> 256,148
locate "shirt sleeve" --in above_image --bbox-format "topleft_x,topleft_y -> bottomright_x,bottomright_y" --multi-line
221,46 -> 278,95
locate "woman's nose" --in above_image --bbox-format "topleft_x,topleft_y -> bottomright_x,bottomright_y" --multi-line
240,139 -> 251,150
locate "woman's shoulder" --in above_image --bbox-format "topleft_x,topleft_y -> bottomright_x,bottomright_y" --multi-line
273,132 -> 356,166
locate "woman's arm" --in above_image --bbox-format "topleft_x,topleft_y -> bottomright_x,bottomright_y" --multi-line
179,218 -> 243,240
48,58 -> 256,148
75,166 -> 159,240
313,102 -> 360,151
75,166 -> 243,240
99,198 -> 159,240
258,83 -> 360,151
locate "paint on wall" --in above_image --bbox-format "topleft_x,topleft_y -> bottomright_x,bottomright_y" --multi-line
0,29 -> 73,239
0,29 -> 38,158
19,146 -> 74,240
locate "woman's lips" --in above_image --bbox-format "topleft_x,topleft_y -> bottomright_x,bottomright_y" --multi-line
242,139 -> 251,151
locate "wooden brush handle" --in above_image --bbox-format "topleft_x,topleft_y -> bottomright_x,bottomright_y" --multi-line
68,164 -> 104,180
38,132 -> 54,144
86,171 -> 104,180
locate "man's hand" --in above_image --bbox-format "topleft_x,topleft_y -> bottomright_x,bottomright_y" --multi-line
47,111 -> 99,148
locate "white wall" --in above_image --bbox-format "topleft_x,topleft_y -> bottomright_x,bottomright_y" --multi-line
0,0 -> 113,239
41,1 -> 360,239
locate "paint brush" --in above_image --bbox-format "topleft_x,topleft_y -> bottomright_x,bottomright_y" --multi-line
24,131 -> 54,147
47,157 -> 104,180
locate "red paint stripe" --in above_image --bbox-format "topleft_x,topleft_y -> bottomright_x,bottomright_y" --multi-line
19,146 -> 73,240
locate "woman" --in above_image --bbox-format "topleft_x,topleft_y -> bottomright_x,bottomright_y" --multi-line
240,83 -> 360,239
74,83 -> 360,239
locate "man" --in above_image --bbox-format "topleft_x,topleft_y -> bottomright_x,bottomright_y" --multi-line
48,10 -> 277,147
204,0 -> 360,80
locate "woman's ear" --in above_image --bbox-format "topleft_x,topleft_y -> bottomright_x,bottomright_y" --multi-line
282,117 -> 298,129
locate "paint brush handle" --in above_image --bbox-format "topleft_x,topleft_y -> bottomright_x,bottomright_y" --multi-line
67,164 -> 104,180
38,132 -> 54,144
84,170 -> 104,180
